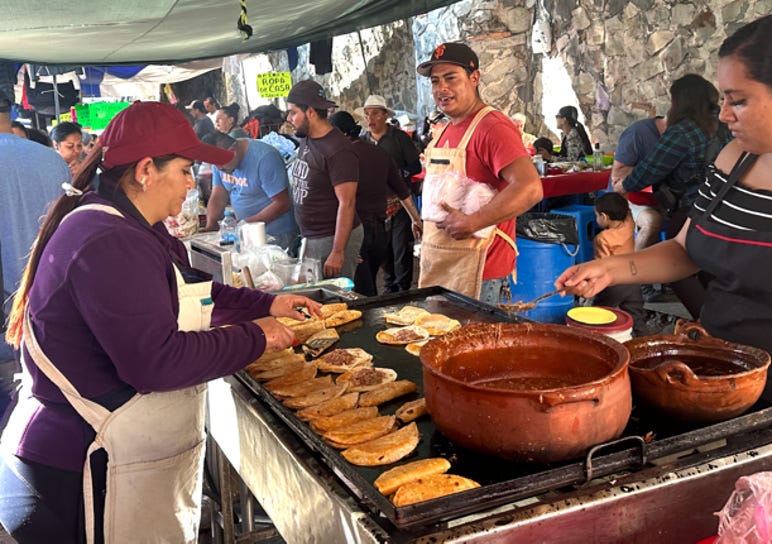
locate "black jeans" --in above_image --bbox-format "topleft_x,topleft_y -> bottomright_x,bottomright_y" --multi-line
382,208 -> 414,292
0,452 -> 107,544
354,219 -> 388,296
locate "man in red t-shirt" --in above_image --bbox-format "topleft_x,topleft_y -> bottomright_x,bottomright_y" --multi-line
416,42 -> 543,303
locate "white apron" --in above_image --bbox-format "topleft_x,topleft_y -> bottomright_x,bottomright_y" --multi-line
418,107 -> 516,298
22,203 -> 213,543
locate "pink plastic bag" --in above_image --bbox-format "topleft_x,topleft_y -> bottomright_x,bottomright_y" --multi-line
716,472 -> 772,543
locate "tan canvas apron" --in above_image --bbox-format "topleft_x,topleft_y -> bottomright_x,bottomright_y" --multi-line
418,106 -> 516,298
22,203 -> 213,543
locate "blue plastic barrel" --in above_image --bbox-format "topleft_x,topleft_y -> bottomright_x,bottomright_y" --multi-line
508,238 -> 576,323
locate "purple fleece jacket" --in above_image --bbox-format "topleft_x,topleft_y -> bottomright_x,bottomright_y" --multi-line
12,194 -> 274,472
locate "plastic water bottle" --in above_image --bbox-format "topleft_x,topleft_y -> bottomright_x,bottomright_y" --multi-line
593,143 -> 604,171
218,209 -> 239,247
532,154 -> 545,176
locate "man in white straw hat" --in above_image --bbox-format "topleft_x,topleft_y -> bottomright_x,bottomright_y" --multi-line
357,94 -> 422,293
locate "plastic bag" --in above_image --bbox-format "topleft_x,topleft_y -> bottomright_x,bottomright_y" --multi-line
421,171 -> 496,238
516,213 -> 579,245
716,472 -> 772,543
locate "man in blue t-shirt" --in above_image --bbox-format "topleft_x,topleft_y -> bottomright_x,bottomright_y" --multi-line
0,90 -> 70,428
205,133 -> 298,249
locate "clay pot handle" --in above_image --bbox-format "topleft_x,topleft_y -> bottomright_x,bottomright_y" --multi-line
674,320 -> 716,344
654,360 -> 700,386
539,388 -> 600,411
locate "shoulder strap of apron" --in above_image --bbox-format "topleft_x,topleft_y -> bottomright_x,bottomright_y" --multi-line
458,106 -> 495,150
22,310 -> 110,427
704,152 -> 758,216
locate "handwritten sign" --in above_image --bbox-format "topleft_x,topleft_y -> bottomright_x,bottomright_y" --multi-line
256,72 -> 292,99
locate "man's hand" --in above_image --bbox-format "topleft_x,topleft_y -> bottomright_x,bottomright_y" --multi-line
612,177 -> 628,197
269,295 -> 323,320
253,317 -> 296,352
324,249 -> 345,278
411,218 -> 423,240
437,201 -> 477,239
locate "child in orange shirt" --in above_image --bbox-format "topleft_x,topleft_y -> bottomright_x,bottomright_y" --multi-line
592,193 -> 646,335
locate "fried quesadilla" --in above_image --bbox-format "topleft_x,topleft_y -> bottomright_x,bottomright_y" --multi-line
282,382 -> 348,410
309,406 -> 379,434
323,415 -> 396,449
302,328 -> 339,357
320,303 -> 349,319
404,340 -> 429,357
295,392 -> 359,421
245,352 -> 305,375
315,348 -> 373,373
383,306 -> 430,326
395,398 -> 427,423
358,380 -> 418,407
269,375 -> 333,398
324,309 -> 363,328
337,367 -> 397,392
413,313 -> 461,336
263,363 -> 318,392
341,422 -> 420,466
374,457 -> 451,496
248,356 -> 307,381
375,325 -> 430,345
391,474 -> 480,506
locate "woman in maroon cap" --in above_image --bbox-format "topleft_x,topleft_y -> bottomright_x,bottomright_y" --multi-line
0,101 -> 320,543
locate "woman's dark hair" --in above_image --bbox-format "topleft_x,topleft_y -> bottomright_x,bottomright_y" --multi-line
27,128 -> 52,147
533,137 -> 554,155
5,145 -> 175,348
219,103 -> 241,123
557,105 -> 593,156
718,14 -> 772,88
667,74 -> 719,137
49,121 -> 82,143
11,120 -> 28,137
595,192 -> 630,222
329,111 -> 361,139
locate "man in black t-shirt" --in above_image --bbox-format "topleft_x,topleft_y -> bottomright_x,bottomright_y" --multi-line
287,80 -> 363,280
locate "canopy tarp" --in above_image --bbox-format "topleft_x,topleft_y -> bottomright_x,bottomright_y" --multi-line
0,0 -> 456,65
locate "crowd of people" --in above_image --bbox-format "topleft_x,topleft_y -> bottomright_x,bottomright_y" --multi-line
0,13 -> 769,542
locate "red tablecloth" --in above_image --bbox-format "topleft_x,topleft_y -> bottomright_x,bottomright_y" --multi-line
540,170 -> 610,198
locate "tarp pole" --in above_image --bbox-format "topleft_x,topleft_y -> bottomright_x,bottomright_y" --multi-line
52,73 -> 61,121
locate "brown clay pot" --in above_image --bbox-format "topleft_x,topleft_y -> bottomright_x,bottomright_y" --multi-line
625,322 -> 771,422
420,322 -> 631,463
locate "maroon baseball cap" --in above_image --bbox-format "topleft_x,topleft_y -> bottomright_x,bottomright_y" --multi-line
417,42 -> 479,77
100,101 -> 235,168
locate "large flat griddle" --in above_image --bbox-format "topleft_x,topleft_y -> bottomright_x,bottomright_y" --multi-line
236,286 -> 772,532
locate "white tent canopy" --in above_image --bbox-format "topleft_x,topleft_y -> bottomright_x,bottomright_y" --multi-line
0,0 -> 456,65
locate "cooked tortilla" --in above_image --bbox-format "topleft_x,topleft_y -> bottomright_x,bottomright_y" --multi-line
404,340 -> 429,357
248,356 -> 307,382
391,474 -> 480,506
282,382 -> 348,410
337,367 -> 397,392
395,398 -> 427,423
278,318 -> 326,343
269,376 -> 333,398
358,380 -> 418,407
375,325 -> 430,345
315,348 -> 373,373
295,391 -> 359,421
323,415 -> 396,448
320,302 -> 349,319
309,406 -> 379,434
383,306 -> 430,326
325,309 -> 363,328
263,363 -> 318,392
302,328 -> 340,357
245,352 -> 305,375
374,457 -> 451,496
341,422 -> 420,467
413,313 -> 461,336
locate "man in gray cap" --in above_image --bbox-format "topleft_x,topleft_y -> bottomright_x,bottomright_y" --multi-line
0,90 -> 70,430
416,42 -> 543,303
286,80 -> 363,280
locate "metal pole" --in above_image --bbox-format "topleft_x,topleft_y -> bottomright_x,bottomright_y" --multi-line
52,73 -> 61,122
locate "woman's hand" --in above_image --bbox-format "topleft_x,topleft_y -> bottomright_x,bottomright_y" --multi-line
269,295 -> 323,321
555,260 -> 614,299
253,317 -> 296,352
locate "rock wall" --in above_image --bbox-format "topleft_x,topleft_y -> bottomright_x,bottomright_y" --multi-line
181,0 -> 769,150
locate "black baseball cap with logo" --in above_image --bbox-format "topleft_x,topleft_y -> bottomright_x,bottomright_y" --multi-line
417,42 -> 480,77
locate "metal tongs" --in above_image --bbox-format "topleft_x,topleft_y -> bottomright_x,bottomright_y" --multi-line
499,289 -> 562,313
